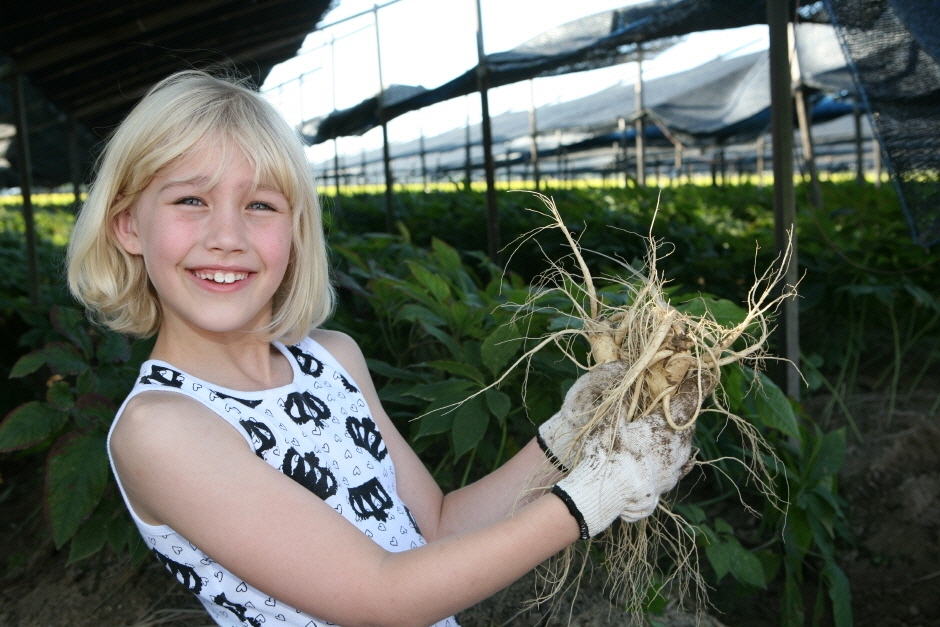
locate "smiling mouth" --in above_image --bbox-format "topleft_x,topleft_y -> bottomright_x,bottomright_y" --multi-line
192,270 -> 249,284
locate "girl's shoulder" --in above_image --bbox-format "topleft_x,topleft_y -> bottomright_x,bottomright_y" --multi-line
305,328 -> 363,364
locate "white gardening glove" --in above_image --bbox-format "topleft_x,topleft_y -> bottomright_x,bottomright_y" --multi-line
538,361 -> 631,472
549,366 -> 706,539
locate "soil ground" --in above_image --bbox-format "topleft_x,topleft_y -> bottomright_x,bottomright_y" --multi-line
1,390 -> 937,627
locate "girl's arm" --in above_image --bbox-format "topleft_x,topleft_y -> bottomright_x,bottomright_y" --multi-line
309,329 -> 563,542
112,390 -> 579,627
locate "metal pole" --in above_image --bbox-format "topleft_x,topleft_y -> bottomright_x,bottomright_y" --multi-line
528,79 -> 540,191
854,103 -> 864,185
464,97 -> 472,190
474,0 -> 500,262
757,134 -> 766,188
768,0 -> 800,400
68,115 -> 81,211
873,133 -> 882,187
11,72 -> 40,306
635,48 -> 645,187
618,117 -> 628,187
420,128 -> 428,191
330,34 -> 342,209
374,5 -> 394,231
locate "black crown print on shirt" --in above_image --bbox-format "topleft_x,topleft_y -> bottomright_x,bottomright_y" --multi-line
140,365 -> 184,388
348,477 -> 393,522
212,592 -> 263,627
211,390 -> 263,408
346,417 -> 387,461
152,549 -> 203,594
282,448 -> 338,500
286,345 -> 324,377
239,418 -> 276,458
283,391 -> 331,427
336,372 -> 359,393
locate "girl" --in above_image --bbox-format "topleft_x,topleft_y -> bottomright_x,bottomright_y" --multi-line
66,71 -> 696,627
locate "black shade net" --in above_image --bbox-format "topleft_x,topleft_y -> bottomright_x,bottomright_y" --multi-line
825,0 -> 940,246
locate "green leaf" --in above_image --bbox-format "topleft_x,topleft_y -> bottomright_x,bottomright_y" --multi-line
705,539 -> 732,581
398,303 -> 446,328
405,379 -> 473,403
73,393 -> 118,430
45,432 -> 109,548
452,395 -> 488,459
96,331 -> 131,364
9,350 -> 46,377
807,429 -> 846,485
51,306 -> 94,359
0,402 -> 69,452
727,539 -> 766,587
481,323 -> 522,377
415,408 -> 454,437
485,389 -> 511,422
419,322 -> 463,360
822,562 -> 853,627
44,343 -> 89,376
68,515 -> 109,563
786,507 -> 814,554
714,517 -> 734,535
426,360 -> 486,385
431,238 -> 463,273
106,514 -> 137,554
366,359 -> 420,382
407,262 -> 451,303
47,380 -> 75,411
754,372 -> 800,440
676,296 -> 748,328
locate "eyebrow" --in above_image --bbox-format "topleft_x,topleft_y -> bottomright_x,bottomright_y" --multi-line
159,176 -> 214,193
158,177 -> 285,195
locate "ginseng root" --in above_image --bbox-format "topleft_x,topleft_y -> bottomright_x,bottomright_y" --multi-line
498,193 -> 797,616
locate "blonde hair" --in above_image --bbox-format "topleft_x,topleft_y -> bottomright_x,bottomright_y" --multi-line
67,70 -> 333,344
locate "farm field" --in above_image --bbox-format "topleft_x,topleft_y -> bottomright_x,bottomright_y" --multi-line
1,181 -> 938,626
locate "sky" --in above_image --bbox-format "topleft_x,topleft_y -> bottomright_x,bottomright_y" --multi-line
260,0 -> 769,164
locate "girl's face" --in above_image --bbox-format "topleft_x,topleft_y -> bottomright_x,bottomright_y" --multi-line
113,139 -> 293,340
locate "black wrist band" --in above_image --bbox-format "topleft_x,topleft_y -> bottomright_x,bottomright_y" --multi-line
537,434 -> 570,474
551,484 -> 589,540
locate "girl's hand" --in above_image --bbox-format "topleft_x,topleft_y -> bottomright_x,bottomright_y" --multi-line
545,362 -> 706,539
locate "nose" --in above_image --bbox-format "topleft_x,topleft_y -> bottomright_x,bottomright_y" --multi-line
203,203 -> 248,253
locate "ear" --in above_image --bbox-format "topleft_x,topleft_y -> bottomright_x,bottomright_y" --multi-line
112,206 -> 143,255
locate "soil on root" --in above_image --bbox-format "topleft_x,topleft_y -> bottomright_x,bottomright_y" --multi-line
0,390 -> 937,627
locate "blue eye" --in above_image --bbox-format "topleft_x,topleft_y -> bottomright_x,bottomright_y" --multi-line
249,201 -> 277,211
177,197 -> 204,206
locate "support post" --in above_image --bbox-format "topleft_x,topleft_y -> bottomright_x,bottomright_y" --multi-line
757,134 -> 766,188
464,97 -> 472,190
333,140 -> 343,203
873,135 -> 882,187
768,0 -> 800,400
68,115 -> 82,211
374,5 -> 394,231
475,0 -> 499,261
420,128 -> 428,191
528,79 -> 540,191
854,103 -> 864,185
634,49 -> 645,187
11,72 -> 40,306
330,34 -> 342,212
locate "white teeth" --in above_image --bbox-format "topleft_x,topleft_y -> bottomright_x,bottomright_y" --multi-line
194,270 -> 247,283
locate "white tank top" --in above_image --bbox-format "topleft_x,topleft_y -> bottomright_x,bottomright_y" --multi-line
108,337 -> 458,627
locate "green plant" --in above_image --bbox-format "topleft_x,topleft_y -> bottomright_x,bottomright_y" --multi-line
700,364 -> 852,627
0,305 -> 152,565
331,229 -> 577,488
